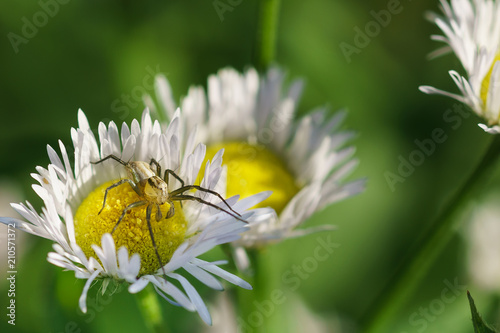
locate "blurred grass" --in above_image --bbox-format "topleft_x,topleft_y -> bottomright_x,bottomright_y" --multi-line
0,0 -> 498,332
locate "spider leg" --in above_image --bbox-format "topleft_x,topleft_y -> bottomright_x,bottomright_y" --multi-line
146,204 -> 167,276
164,169 -> 185,208
165,200 -> 175,219
163,169 -> 185,188
149,158 -> 162,177
99,179 -> 141,215
111,200 -> 148,234
169,185 -> 241,217
155,203 -> 163,221
91,154 -> 128,166
171,194 -> 247,223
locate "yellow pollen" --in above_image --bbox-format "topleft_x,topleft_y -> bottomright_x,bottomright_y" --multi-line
74,180 -> 187,276
203,142 -> 300,215
480,53 -> 500,115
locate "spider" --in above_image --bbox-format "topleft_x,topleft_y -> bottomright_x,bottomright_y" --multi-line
91,154 -> 245,275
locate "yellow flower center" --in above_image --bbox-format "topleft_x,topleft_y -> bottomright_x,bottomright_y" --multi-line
74,180 -> 187,276
480,53 -> 500,113
203,142 -> 300,215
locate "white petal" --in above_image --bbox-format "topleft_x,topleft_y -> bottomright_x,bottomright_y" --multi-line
154,74 -> 177,119
183,263 -> 224,290
167,273 -> 212,325
78,269 -> 101,313
146,276 -> 195,311
192,258 -> 252,290
129,278 -> 150,294
478,123 -> 500,134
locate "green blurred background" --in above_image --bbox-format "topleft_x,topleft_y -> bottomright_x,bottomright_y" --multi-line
1,0 -> 499,332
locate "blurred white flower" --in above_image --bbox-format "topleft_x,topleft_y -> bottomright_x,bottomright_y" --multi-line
146,67 -> 365,262
467,193 -> 500,291
204,293 -> 346,333
419,0 -> 500,133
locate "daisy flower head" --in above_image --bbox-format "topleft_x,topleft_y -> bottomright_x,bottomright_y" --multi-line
419,0 -> 500,133
0,109 -> 271,325
145,67 -> 365,252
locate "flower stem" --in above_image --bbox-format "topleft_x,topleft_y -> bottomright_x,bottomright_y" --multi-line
254,0 -> 281,71
362,134 -> 500,333
236,248 -> 270,333
135,285 -> 170,333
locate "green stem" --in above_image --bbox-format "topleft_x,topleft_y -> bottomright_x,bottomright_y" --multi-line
362,135 -> 500,333
135,284 -> 169,333
254,0 -> 281,71
236,248 -> 270,333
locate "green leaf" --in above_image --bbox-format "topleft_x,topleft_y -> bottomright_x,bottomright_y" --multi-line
468,291 -> 498,333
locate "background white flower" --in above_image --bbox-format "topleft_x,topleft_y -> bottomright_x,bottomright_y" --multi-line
466,192 -> 500,292
0,109 -> 272,325
419,0 -> 500,133
204,293 -> 344,333
146,67 -> 365,256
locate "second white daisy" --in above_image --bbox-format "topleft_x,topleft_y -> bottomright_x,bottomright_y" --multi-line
146,67 -> 365,252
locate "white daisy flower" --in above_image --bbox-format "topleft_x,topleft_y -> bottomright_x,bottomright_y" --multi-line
419,0 -> 500,133
0,109 -> 272,325
145,67 -> 365,255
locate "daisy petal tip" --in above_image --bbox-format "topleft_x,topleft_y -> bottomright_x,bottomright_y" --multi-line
77,109 -> 89,126
0,217 -> 17,227
418,85 -> 435,94
78,296 -> 88,314
128,278 -> 150,294
259,190 -> 273,201
238,280 -> 252,290
204,316 -> 213,326
478,123 -> 500,134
